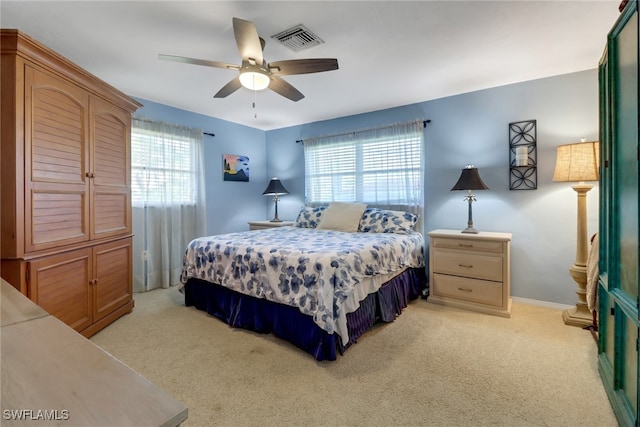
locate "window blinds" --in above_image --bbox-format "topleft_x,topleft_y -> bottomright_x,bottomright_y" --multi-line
303,119 -> 424,211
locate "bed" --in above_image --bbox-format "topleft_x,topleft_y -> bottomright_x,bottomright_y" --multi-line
179,204 -> 427,361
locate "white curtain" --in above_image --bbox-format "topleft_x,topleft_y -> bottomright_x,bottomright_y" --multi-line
303,119 -> 424,218
131,117 -> 206,292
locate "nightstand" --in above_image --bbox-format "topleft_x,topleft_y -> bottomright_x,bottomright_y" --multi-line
248,220 -> 294,230
428,229 -> 512,318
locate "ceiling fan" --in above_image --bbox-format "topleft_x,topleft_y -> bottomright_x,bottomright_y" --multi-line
159,17 -> 339,102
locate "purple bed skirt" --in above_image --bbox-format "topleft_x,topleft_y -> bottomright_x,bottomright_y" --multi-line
183,267 -> 427,361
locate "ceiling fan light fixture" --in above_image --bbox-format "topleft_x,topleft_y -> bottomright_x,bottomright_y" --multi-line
239,69 -> 270,91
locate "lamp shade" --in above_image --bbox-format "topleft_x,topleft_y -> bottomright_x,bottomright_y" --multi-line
451,165 -> 489,191
262,177 -> 289,195
552,141 -> 600,182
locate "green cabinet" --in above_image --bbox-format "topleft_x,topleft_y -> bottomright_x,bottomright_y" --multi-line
598,1 -> 640,426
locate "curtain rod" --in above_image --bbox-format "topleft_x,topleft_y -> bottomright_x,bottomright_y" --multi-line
133,116 -> 215,137
295,119 -> 431,144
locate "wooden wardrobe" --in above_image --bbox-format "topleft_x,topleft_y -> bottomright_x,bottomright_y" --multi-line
0,29 -> 142,337
597,1 -> 639,425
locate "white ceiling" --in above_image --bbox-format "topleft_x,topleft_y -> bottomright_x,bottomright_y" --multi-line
1,1 -> 621,130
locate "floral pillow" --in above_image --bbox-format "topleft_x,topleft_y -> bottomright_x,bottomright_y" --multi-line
358,208 -> 418,234
294,206 -> 327,228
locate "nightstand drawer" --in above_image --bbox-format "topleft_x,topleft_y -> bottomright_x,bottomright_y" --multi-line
248,221 -> 294,230
432,251 -> 502,282
432,273 -> 503,307
432,237 -> 503,253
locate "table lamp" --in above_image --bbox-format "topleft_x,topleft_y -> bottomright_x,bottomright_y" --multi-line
451,165 -> 489,234
262,177 -> 289,222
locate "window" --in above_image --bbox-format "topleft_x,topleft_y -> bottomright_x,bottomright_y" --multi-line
130,117 -> 206,292
304,120 -> 424,210
131,118 -> 203,206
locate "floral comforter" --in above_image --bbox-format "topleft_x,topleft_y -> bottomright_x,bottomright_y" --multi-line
180,226 -> 425,343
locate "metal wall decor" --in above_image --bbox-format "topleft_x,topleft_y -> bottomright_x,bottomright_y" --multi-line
509,119 -> 537,190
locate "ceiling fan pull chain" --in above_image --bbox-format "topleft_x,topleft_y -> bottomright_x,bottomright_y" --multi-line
253,89 -> 258,118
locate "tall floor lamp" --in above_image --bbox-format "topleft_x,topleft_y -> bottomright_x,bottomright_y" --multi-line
552,140 -> 600,327
262,177 -> 289,222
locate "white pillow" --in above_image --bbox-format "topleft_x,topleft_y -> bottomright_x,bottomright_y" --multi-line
317,202 -> 367,232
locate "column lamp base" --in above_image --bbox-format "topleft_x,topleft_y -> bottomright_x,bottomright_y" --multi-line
562,305 -> 593,328
562,183 -> 595,329
562,304 -> 593,328
563,261 -> 593,328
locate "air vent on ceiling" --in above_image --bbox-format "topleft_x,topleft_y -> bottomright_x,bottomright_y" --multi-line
271,24 -> 324,52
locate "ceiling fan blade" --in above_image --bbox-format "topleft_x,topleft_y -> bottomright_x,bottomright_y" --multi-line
158,54 -> 239,70
268,58 -> 339,75
214,77 -> 242,98
232,17 -> 264,64
268,75 -> 304,102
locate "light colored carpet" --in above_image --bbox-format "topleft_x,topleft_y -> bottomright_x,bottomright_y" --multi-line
91,288 -> 618,427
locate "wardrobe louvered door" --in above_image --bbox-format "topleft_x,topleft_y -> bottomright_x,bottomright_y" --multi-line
90,97 -> 132,240
24,65 -> 90,253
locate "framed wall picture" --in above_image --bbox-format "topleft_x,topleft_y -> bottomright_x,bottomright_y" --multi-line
223,154 -> 250,182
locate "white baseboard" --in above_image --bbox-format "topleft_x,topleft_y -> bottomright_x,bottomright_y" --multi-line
512,296 -> 574,311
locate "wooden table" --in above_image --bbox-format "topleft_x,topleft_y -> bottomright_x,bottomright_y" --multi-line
1,279 -> 188,426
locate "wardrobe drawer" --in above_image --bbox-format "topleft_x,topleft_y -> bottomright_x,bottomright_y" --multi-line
432,273 -> 503,307
432,251 -> 503,282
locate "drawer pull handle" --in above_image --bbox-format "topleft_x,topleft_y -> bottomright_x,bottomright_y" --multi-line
458,244 -> 473,247
458,287 -> 473,293
458,264 -> 473,268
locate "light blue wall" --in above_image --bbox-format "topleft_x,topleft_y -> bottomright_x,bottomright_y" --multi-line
133,99 -> 267,234
266,69 -> 600,306
134,69 -> 599,306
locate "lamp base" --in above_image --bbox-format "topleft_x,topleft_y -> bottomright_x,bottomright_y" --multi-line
562,305 -> 593,328
562,184 -> 595,329
461,194 -> 479,234
562,262 -> 593,328
269,218 -> 283,223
